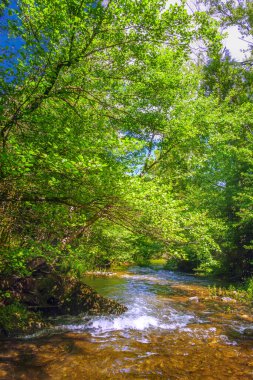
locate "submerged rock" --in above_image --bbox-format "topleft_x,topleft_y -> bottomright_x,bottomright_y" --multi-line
243,328 -> 253,338
85,271 -> 115,277
237,314 -> 253,323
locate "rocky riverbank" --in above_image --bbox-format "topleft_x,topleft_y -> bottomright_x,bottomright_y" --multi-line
0,259 -> 127,337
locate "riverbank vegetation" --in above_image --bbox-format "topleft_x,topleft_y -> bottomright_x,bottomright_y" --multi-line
0,0 -> 252,334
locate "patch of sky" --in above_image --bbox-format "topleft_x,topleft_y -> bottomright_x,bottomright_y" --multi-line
217,181 -> 226,188
0,0 -> 24,84
165,0 -> 252,61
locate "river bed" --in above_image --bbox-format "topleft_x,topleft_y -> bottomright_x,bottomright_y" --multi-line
0,266 -> 252,379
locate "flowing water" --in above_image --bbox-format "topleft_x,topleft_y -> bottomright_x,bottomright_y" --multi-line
0,266 -> 253,379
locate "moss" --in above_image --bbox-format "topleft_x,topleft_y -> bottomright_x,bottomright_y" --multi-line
0,303 -> 46,337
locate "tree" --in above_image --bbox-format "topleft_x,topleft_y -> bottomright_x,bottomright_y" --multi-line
2,0 -> 251,281
0,0 -> 209,273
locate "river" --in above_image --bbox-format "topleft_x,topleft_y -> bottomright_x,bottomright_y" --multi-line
0,266 -> 252,379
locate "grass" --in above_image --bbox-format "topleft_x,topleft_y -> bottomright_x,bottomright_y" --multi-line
149,258 -> 167,266
208,277 -> 253,305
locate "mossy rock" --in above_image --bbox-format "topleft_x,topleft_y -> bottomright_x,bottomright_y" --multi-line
0,261 -> 127,337
61,280 -> 127,315
0,282 -> 126,337
0,303 -> 48,337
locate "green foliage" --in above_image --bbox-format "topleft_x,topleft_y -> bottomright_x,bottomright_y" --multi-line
0,0 -> 252,282
0,249 -> 33,276
244,277 -> 253,300
208,277 -> 253,303
0,302 -> 43,336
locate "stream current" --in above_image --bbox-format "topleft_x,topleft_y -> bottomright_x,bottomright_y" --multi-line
0,266 -> 253,379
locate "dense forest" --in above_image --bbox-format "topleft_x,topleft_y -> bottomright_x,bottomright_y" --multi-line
0,0 -> 252,329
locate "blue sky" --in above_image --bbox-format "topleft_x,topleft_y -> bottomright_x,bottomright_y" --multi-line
0,0 -> 23,76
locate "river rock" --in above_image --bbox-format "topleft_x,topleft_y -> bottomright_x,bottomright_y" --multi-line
238,314 -> 253,323
189,296 -> 199,303
243,328 -> 253,338
85,271 -> 114,277
221,297 -> 236,303
2,274 -> 127,316
59,278 -> 127,315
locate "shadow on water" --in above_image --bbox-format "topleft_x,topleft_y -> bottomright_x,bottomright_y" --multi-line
0,335 -> 87,380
